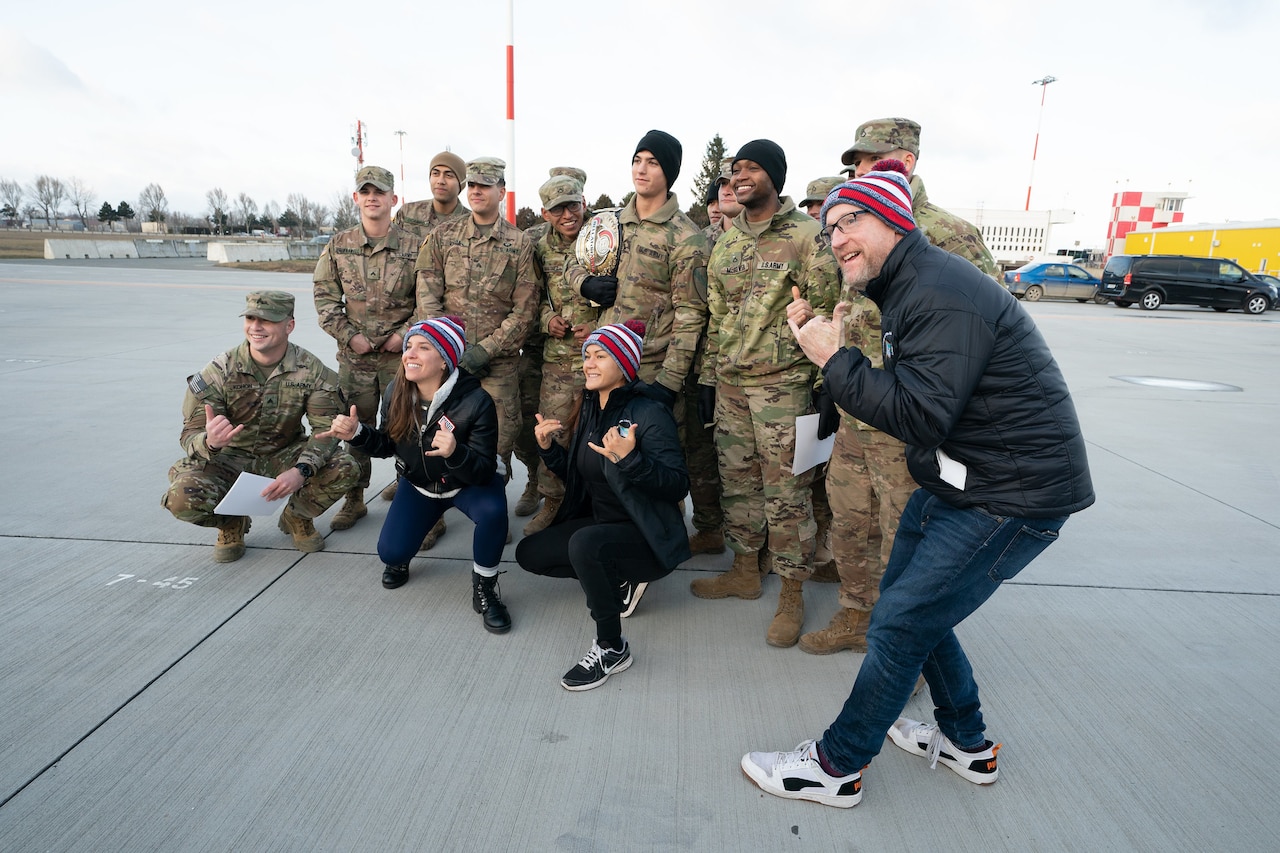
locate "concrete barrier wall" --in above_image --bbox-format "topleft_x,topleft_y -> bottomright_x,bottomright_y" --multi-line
45,238 -> 314,263
207,242 -> 291,263
45,240 -> 104,259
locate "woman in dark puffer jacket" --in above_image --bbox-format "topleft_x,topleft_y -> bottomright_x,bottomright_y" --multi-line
319,316 -> 511,633
517,320 -> 690,691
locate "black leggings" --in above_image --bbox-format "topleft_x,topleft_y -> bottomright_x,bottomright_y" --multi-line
516,517 -> 672,643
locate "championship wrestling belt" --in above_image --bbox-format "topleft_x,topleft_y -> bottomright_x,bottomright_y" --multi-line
575,208 -> 623,278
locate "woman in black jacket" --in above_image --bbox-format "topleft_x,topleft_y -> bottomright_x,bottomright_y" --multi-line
516,320 -> 691,691
319,317 -> 511,633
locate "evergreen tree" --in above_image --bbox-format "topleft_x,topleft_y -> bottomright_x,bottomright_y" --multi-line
691,133 -> 728,212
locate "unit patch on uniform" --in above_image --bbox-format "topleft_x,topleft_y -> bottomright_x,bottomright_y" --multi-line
187,374 -> 208,395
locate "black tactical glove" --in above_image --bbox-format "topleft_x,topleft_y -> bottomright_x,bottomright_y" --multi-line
698,384 -> 717,427
457,345 -> 491,378
647,381 -> 678,409
581,275 -> 619,307
813,383 -> 840,440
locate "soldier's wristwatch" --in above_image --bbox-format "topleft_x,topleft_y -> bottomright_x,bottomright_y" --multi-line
294,462 -> 315,480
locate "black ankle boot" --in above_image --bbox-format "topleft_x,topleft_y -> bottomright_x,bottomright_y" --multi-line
472,571 -> 511,634
382,564 -> 410,589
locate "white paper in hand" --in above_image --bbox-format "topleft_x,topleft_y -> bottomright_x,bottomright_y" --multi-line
792,413 -> 836,475
213,472 -> 285,516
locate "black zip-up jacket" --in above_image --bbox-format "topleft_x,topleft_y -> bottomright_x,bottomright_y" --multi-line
822,228 -> 1094,518
539,381 -> 692,569
350,370 -> 498,496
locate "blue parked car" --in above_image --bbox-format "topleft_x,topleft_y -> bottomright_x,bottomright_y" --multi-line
1004,261 -> 1103,303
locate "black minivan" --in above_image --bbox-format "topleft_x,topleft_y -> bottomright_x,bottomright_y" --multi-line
1099,254 -> 1272,314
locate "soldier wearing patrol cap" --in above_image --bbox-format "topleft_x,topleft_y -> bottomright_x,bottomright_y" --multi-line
416,156 -> 541,503
800,177 -> 845,221
515,167 -> 592,524
798,119 -> 996,657
840,118 -> 996,276
162,291 -> 359,562
393,150 -> 470,246
520,174 -> 599,536
313,165 -> 420,531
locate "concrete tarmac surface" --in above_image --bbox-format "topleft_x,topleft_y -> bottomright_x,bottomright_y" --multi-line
1,258 -> 1277,851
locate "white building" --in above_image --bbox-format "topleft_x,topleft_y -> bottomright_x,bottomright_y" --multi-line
950,207 -> 1076,268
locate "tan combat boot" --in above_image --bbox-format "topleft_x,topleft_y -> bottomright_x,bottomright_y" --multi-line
687,529 -> 726,555
419,517 -> 447,551
380,481 -> 398,501
766,577 -> 806,648
278,506 -> 325,553
514,479 -> 541,517
330,488 -> 367,530
798,607 -> 871,655
213,516 -> 251,563
522,495 -> 562,536
811,526 -> 838,582
690,551 -> 762,600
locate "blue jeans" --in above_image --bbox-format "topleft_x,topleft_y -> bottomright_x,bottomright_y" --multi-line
819,488 -> 1065,774
377,474 -> 509,569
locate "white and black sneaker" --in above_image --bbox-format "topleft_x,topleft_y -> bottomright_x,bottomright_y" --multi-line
561,640 -> 632,691
740,739 -> 862,808
886,717 -> 1000,784
619,580 -> 648,618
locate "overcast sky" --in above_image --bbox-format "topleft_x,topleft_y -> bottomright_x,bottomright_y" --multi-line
4,0 -> 1277,249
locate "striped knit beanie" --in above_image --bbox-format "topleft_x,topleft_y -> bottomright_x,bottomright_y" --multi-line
819,159 -> 915,235
405,316 -> 466,373
582,320 -> 646,381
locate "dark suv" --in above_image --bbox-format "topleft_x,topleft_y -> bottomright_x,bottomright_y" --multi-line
1099,254 -> 1271,314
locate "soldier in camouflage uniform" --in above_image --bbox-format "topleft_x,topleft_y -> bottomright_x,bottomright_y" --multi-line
313,165 -> 419,531
839,118 -> 997,277
799,120 -> 997,656
522,175 -> 599,536
392,151 -> 469,246
515,166 -> 589,521
162,291 -> 359,562
690,140 -> 839,649
386,151 -> 469,546
797,176 -> 848,583
415,156 -> 541,492
564,130 -> 709,412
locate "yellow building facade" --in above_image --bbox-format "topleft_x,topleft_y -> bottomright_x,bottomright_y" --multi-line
1124,220 -> 1280,274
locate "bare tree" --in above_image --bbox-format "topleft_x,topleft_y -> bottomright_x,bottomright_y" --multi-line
138,182 -> 168,223
68,177 -> 97,229
330,190 -> 357,231
261,200 -> 280,234
310,203 -> 330,232
1,179 -> 23,225
205,187 -> 229,234
235,192 -> 257,231
29,175 -> 67,230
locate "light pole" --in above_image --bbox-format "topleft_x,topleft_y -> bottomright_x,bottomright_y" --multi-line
394,130 -> 407,189
1025,75 -> 1056,211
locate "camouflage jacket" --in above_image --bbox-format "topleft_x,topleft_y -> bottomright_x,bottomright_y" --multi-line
536,225 -> 600,365
393,199 -> 469,246
415,215 -> 541,361
703,220 -> 725,248
313,223 -> 420,352
565,192 -> 709,393
179,341 -> 344,468
911,174 -> 997,277
702,198 -> 839,387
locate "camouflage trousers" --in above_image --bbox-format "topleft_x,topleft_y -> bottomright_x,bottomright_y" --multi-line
714,380 -> 815,580
829,422 -> 914,612
534,358 -> 585,499
682,371 -> 723,533
162,445 -> 359,527
480,356 -> 521,475
514,346 -> 543,477
338,350 -> 401,489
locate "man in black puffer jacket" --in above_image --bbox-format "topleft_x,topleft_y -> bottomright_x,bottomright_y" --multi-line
741,161 -> 1094,809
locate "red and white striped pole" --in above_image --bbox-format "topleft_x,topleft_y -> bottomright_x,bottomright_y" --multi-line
504,0 -> 516,224
1025,76 -> 1056,211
